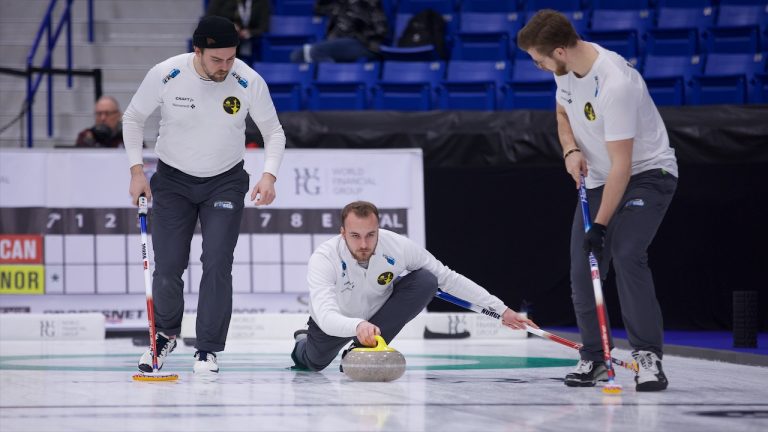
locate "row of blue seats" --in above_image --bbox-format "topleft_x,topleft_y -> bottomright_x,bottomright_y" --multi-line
267,0 -> 768,16
254,54 -> 768,111
257,4 -> 768,63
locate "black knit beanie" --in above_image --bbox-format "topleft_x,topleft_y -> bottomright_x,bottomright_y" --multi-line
193,15 -> 239,49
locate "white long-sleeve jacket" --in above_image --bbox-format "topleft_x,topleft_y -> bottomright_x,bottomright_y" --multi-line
308,229 -> 508,337
123,53 -> 285,177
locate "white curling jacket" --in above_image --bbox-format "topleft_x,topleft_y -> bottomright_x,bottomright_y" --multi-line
308,229 -> 508,337
123,53 -> 285,177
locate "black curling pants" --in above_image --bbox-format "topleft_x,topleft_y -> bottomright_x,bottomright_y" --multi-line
149,159 -> 249,353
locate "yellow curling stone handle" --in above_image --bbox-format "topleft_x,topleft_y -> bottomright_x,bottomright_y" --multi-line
353,335 -> 396,352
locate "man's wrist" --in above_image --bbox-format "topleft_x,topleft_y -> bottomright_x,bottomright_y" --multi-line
563,147 -> 581,159
130,164 -> 144,176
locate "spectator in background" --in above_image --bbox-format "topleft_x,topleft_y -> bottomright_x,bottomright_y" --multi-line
290,0 -> 388,63
206,0 -> 271,61
75,96 -> 124,147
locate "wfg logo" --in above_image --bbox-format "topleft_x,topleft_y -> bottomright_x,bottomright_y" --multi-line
294,168 -> 320,195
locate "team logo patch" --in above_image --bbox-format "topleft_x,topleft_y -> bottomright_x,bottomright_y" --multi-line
162,68 -> 180,84
223,96 -> 240,114
383,254 -> 395,265
213,201 -> 234,209
584,102 -> 596,121
377,272 -> 394,285
231,71 -> 248,88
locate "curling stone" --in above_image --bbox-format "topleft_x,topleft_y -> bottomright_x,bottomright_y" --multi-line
341,335 -> 406,382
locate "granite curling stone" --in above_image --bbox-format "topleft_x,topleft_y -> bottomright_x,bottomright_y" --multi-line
341,335 -> 406,382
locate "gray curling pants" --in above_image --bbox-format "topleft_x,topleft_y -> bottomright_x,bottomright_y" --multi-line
571,168 -> 677,361
149,160 -> 249,353
292,269 -> 439,371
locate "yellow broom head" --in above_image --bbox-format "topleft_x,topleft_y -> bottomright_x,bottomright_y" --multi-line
132,372 -> 179,382
602,382 -> 623,395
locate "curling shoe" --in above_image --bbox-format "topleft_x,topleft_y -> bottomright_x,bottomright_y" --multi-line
293,329 -> 308,342
633,350 -> 668,392
290,329 -> 310,369
138,332 -> 177,372
564,360 -> 609,387
193,351 -> 219,374
339,341 -> 364,372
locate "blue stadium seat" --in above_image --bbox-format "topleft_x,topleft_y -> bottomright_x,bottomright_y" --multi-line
752,72 -> 768,103
584,31 -> 639,63
646,28 -> 699,56
522,0 -> 582,12
702,4 -> 768,53
260,15 -> 326,62
398,0 -> 456,14
718,0 -> 768,6
252,62 -> 315,111
703,26 -> 761,54
437,60 -> 511,110
689,53 -> 767,104
655,6 -> 715,31
273,0 -> 315,16
502,58 -> 557,110
308,62 -> 381,110
460,0 -> 518,13
590,9 -> 654,56
642,54 -> 703,105
451,12 -> 523,60
459,12 -> 522,37
716,4 -> 768,27
591,9 -> 654,33
647,6 -> 715,55
267,15 -> 326,39
591,0 -> 651,10
372,61 -> 446,110
655,0 -> 712,6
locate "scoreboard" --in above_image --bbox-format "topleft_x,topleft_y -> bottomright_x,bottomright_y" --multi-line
0,148 -> 424,329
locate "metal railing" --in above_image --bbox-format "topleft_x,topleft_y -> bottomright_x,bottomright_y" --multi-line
25,0 -> 94,148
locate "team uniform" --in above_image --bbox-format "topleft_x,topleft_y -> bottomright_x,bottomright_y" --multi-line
554,43 -> 677,390
292,229 -> 508,371
123,52 -> 285,370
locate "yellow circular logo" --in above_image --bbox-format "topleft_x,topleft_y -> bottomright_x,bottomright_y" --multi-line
223,96 -> 240,115
377,272 -> 394,285
584,102 -> 596,121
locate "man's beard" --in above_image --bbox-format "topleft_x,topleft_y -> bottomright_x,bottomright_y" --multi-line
344,239 -> 374,262
202,63 -> 228,82
553,58 -> 568,76
206,70 -> 227,82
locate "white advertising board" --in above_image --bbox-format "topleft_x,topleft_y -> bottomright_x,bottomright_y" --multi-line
0,148 -> 424,330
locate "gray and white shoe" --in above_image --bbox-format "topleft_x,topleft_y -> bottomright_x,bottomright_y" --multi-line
564,359 -> 609,387
193,351 -> 219,374
138,332 -> 177,372
633,350 -> 668,391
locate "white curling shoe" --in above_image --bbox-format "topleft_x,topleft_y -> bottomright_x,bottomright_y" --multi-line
632,350 -> 668,392
193,351 -> 219,374
138,332 -> 177,372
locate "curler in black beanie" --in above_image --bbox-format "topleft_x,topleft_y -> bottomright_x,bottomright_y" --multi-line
192,15 -> 239,49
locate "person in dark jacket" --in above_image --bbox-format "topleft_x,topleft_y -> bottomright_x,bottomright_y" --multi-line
206,0 -> 271,60
290,0 -> 388,63
75,96 -> 124,148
